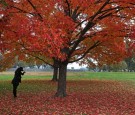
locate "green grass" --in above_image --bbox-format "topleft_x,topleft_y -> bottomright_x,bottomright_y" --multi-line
0,72 -> 135,81
0,74 -> 51,81
69,72 -> 135,81
0,72 -> 135,92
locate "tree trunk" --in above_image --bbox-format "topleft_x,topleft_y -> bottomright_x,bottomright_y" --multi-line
55,62 -> 67,97
52,66 -> 58,81
51,59 -> 59,81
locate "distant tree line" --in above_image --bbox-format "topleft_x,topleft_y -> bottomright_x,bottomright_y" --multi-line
12,56 -> 135,72
88,57 -> 135,72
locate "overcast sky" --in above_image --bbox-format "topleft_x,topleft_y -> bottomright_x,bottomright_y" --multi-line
67,62 -> 87,69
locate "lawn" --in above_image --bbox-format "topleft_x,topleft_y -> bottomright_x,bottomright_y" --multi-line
0,72 -> 135,114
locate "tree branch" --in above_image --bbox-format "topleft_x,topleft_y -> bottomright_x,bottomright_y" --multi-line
68,0 -> 110,59
27,0 -> 43,21
64,0 -> 71,16
10,6 -> 33,15
69,41 -> 101,63
17,41 -> 53,67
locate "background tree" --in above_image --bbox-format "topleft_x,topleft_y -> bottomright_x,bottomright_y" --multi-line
109,61 -> 127,72
125,57 -> 135,72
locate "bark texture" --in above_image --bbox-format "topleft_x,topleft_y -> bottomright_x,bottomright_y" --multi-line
55,62 -> 67,97
52,66 -> 58,81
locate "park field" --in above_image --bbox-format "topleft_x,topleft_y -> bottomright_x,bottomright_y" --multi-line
1,71 -> 135,81
0,72 -> 135,114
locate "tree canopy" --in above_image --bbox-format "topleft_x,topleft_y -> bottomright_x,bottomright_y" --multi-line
0,0 -> 135,65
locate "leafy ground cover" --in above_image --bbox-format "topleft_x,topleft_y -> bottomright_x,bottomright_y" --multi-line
0,72 -> 135,114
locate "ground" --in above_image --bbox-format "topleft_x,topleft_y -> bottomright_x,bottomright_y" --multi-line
0,72 -> 135,114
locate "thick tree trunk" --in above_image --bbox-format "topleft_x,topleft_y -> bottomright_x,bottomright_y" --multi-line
55,62 -> 67,97
52,66 -> 58,81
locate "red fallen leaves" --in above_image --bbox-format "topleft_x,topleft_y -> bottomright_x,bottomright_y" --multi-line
0,80 -> 135,115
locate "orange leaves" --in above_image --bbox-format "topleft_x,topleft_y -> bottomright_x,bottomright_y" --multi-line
1,0 -> 135,65
68,0 -> 94,11
0,52 -> 16,71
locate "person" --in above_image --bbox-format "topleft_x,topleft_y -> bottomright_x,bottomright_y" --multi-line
11,67 -> 25,98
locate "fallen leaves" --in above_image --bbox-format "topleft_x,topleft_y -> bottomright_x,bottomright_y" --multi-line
0,80 -> 135,114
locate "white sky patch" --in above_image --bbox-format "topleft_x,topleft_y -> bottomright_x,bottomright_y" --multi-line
130,19 -> 135,25
13,0 -> 20,3
31,32 -> 36,36
0,14 -> 4,19
26,14 -> 34,18
96,25 -> 102,31
67,62 -> 87,69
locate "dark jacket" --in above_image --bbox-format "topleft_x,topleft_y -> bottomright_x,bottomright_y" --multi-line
11,67 -> 25,85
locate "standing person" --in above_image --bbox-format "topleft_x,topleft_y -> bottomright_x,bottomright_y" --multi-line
11,67 -> 25,98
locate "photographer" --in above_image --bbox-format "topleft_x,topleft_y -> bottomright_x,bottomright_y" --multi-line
11,67 -> 26,98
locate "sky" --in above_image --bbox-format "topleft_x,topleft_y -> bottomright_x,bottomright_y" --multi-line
67,62 -> 87,69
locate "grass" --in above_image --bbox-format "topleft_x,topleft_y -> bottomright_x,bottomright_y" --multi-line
0,71 -> 135,93
70,72 -> 135,81
0,71 -> 135,81
0,71 -> 135,114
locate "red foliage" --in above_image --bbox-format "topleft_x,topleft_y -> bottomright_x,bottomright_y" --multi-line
0,80 -> 135,114
0,0 -> 135,63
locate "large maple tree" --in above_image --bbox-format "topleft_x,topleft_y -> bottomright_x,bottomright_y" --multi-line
0,0 -> 135,97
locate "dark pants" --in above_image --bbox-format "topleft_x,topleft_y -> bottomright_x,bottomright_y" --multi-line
13,84 -> 19,97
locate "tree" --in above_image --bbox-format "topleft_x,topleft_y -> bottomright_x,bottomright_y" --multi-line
1,0 -> 135,97
125,34 -> 135,71
125,57 -> 135,72
110,61 -> 127,72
